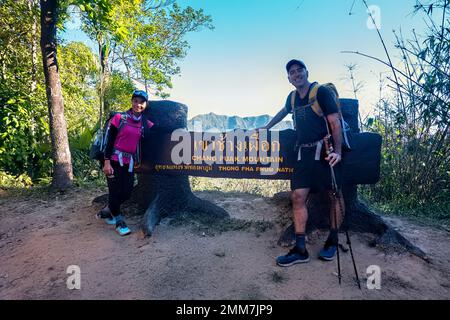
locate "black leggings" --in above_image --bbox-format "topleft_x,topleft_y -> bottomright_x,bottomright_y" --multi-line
107,160 -> 134,217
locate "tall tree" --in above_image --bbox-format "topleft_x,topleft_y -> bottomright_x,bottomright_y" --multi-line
80,0 -> 213,119
29,0 -> 39,93
40,0 -> 73,190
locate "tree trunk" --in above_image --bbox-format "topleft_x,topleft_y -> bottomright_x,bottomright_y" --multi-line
132,100 -> 229,235
29,0 -> 38,93
97,33 -> 111,125
40,0 -> 73,190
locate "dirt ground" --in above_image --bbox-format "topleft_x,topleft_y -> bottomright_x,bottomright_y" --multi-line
0,187 -> 449,300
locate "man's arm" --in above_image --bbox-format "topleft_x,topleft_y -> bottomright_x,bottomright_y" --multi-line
326,113 -> 342,166
263,107 -> 289,130
317,86 -> 342,167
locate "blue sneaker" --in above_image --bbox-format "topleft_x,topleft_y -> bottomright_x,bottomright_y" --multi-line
95,212 -> 117,226
318,241 -> 337,261
115,220 -> 131,236
276,247 -> 310,267
105,216 -> 118,225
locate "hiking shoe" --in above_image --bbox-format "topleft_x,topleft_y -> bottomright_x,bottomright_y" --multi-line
96,208 -> 127,226
318,241 -> 338,261
115,220 -> 131,236
95,211 -> 117,226
95,207 -> 112,219
276,247 -> 310,267
105,216 -> 118,225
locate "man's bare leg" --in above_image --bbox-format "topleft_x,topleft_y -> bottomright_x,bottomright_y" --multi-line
276,188 -> 311,267
292,188 -> 310,235
292,188 -> 310,252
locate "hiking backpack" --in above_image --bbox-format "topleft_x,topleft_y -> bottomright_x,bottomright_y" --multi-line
290,82 -> 352,150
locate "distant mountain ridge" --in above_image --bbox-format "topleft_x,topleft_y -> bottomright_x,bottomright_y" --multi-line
187,112 -> 293,132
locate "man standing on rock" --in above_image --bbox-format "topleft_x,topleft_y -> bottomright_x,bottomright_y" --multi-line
262,59 -> 344,266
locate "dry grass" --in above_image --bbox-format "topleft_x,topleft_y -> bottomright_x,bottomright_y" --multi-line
189,177 -> 290,198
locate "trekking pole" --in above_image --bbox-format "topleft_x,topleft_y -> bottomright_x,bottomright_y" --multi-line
344,229 -> 362,289
324,136 -> 342,285
333,177 -> 361,290
325,135 -> 362,290
333,193 -> 342,285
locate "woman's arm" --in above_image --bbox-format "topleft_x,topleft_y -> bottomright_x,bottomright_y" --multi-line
103,125 -> 119,176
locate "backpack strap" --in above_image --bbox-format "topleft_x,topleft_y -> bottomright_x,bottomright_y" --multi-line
140,113 -> 147,138
290,90 -> 298,130
118,112 -> 128,131
290,90 -> 296,112
290,82 -> 323,131
309,83 -> 333,139
118,112 -> 147,141
308,83 -> 324,117
290,83 -> 324,117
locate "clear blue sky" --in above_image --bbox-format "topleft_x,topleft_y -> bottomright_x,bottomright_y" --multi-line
63,0 -> 433,119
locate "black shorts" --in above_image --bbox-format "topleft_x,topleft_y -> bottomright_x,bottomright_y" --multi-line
290,146 -> 342,192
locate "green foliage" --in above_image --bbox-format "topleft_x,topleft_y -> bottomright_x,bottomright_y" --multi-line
59,42 -> 99,138
0,98 -> 50,177
0,0 -> 214,188
361,0 -> 449,222
81,0 -> 213,99
104,72 -> 136,112
0,0 -> 50,179
0,171 -> 33,189
121,2 -> 214,96
71,148 -> 105,185
61,0 -> 116,34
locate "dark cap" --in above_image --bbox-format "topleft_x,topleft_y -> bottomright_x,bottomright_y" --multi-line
286,59 -> 307,73
132,90 -> 148,102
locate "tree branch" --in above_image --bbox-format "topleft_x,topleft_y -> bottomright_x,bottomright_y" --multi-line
341,50 -> 449,104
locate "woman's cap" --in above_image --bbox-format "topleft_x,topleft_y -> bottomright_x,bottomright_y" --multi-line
132,90 -> 148,102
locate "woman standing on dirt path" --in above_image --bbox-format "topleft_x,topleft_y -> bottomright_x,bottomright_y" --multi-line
96,90 -> 154,236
